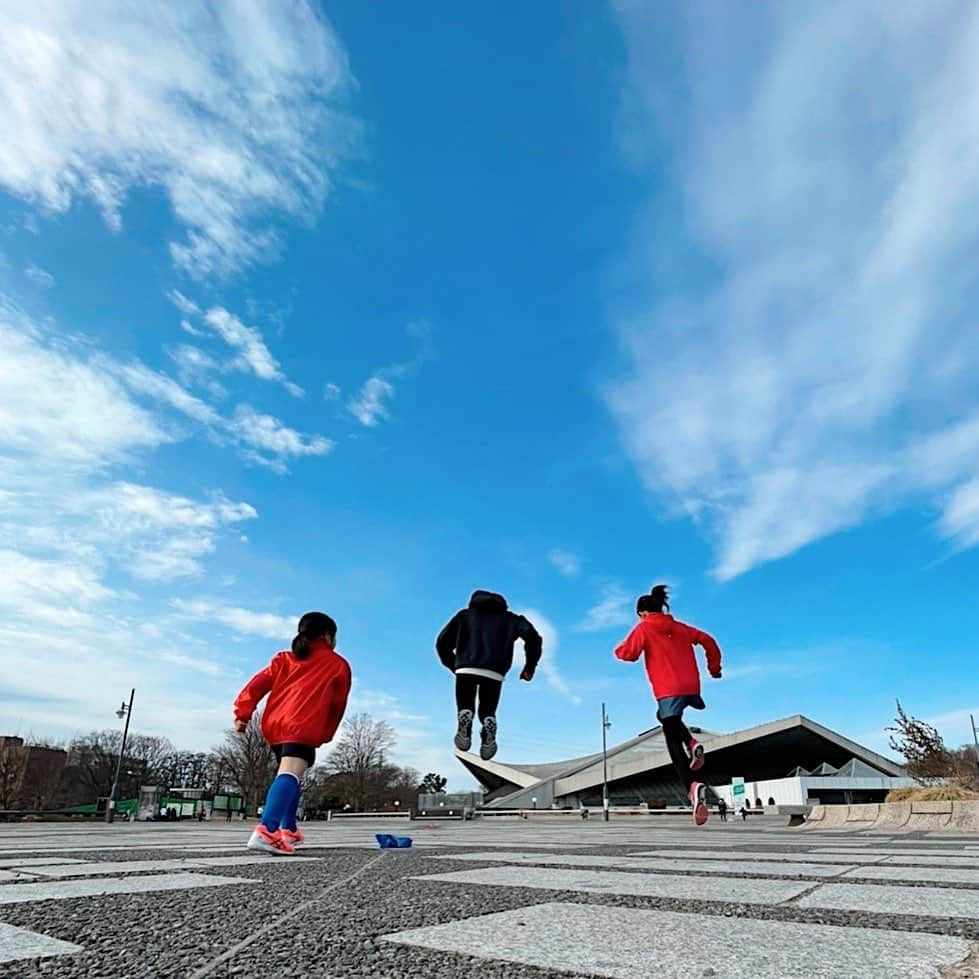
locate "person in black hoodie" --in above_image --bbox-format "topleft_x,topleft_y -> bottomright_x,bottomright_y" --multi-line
436,590 -> 543,760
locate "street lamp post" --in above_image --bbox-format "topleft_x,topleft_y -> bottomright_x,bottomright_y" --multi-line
601,702 -> 612,822
971,714 -> 979,780
106,688 -> 135,824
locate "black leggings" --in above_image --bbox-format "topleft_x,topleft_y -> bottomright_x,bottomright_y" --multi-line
455,674 -> 502,722
661,714 -> 694,790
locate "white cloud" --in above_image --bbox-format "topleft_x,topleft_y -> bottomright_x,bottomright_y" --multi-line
203,307 -> 303,396
575,585 -> 634,634
547,549 -> 582,578
608,2 -> 979,578
0,1 -> 356,277
24,264 -> 54,288
172,599 -> 295,641
231,405 -> 334,471
0,304 -> 165,467
111,361 -> 222,427
348,376 -> 395,427
519,608 -> 581,705
324,382 -> 342,401
167,344 -> 222,389
169,290 -> 200,317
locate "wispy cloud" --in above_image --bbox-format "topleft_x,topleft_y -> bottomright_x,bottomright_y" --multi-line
172,599 -> 295,641
324,382 -> 342,401
24,264 -> 54,288
608,2 -> 979,578
548,549 -> 582,578
0,2 -> 357,277
348,376 -> 395,427
575,584 -> 634,634
203,308 -> 304,397
231,405 -> 334,472
517,609 -> 581,706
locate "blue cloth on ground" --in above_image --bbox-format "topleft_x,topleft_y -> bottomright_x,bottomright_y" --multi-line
376,834 -> 413,849
260,772 -> 301,833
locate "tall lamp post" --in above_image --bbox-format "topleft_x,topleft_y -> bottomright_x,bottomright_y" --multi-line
971,715 -> 979,780
106,688 -> 135,824
601,702 -> 612,822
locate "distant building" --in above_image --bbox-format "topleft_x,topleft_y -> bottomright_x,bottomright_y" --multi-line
0,736 -> 68,809
457,715 -> 913,809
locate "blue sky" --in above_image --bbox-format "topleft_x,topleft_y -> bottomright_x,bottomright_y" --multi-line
1,1 -> 978,786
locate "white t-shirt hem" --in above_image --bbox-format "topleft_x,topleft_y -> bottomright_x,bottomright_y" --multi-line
455,667 -> 505,682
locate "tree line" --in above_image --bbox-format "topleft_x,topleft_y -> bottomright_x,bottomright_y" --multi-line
0,712 -> 447,813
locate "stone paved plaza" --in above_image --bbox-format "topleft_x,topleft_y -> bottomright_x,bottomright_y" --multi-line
0,817 -> 977,977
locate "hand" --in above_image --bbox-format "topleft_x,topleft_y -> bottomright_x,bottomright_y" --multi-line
234,719 -> 247,733
520,670 -> 534,682
710,670 -> 722,680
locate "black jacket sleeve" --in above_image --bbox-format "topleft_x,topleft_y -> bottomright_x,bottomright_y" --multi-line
435,611 -> 463,672
514,614 -> 543,677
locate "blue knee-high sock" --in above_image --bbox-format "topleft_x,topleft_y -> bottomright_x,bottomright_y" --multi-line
281,776 -> 302,832
260,773 -> 301,833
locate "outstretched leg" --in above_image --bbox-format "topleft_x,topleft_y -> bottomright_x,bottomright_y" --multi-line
661,712 -> 708,826
476,678 -> 503,760
454,674 -> 478,751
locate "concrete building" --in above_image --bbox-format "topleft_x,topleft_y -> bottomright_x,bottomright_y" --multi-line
457,715 -> 913,810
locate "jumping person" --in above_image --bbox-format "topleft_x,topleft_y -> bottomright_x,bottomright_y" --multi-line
234,611 -> 351,855
436,590 -> 543,761
614,585 -> 722,826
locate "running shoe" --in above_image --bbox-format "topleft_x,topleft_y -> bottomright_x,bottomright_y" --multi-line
454,709 -> 474,752
247,824 -> 295,855
689,782 -> 709,827
480,716 -> 498,761
686,738 -> 705,772
280,827 -> 304,848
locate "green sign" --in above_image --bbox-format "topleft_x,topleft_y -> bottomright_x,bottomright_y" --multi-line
732,777 -> 745,797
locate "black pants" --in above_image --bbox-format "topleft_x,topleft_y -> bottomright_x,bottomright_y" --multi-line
455,674 -> 502,722
660,714 -> 695,790
272,743 -> 316,766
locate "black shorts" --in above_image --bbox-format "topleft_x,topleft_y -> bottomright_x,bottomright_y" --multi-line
272,743 -> 316,766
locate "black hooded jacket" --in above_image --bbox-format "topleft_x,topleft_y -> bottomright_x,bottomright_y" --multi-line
436,590 -> 543,679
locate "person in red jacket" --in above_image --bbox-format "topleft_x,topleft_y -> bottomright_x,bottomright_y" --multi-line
234,611 -> 351,855
614,585 -> 722,826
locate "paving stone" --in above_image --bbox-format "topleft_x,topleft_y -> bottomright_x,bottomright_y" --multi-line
0,872 -> 258,905
799,882 -> 979,919
412,865 -> 812,904
383,901 -> 969,978
629,849 -> 886,865
0,923 -> 82,964
843,865 -> 979,886
22,855 -> 321,878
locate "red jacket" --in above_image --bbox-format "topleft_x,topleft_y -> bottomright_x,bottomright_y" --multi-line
614,614 -> 721,700
234,643 -> 352,748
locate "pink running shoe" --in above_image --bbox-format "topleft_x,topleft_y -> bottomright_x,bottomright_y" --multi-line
247,824 -> 295,855
686,738 -> 705,772
689,782 -> 709,826
280,827 -> 304,849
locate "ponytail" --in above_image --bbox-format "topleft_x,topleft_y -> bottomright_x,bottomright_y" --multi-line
291,611 -> 337,660
637,584 -> 670,615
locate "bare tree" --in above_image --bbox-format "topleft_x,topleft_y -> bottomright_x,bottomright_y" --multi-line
887,701 -> 978,789
323,714 -> 396,811
210,714 -> 277,811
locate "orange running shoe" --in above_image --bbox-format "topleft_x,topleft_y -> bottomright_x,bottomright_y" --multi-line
247,824 -> 295,855
280,827 -> 304,848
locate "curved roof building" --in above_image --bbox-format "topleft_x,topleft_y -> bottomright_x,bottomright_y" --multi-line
457,714 -> 911,810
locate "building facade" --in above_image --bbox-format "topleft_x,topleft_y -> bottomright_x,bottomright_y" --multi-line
457,715 -> 912,810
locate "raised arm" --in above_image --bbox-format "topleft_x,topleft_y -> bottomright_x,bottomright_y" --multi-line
233,657 -> 278,726
514,614 -> 543,679
686,625 -> 722,678
435,611 -> 463,672
614,622 -> 646,662
322,661 -> 353,744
